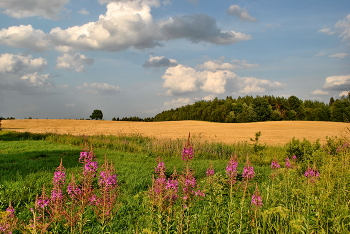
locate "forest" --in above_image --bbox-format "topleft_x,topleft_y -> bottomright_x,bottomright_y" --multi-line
152,94 -> 350,123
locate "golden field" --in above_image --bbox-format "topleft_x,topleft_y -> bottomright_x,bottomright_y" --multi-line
2,119 -> 349,146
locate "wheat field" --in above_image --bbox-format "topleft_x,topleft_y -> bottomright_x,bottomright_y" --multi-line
2,119 -> 349,146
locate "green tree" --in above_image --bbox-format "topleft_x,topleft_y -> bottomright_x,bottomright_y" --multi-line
90,109 -> 103,120
253,96 -> 272,121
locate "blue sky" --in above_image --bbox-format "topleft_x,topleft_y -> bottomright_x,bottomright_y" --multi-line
0,0 -> 349,119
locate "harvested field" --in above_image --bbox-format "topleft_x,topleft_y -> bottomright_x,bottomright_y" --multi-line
2,119 -> 349,146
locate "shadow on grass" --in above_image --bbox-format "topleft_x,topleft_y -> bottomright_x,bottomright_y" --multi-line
0,131 -> 49,141
0,149 -> 82,183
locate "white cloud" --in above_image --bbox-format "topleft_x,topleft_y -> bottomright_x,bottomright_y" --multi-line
237,77 -> 284,94
20,73 -> 51,87
324,75 -> 350,91
328,53 -> 348,59
195,58 -> 258,71
65,103 -> 76,107
78,8 -> 89,15
227,5 -> 257,22
56,53 -> 94,72
143,55 -> 178,68
77,82 -> 121,95
202,94 -> 216,101
335,14 -> 350,43
0,0 -> 69,19
0,25 -> 50,52
162,60 -> 282,96
163,97 -> 193,109
0,2 -> 251,52
318,27 -> 335,35
310,89 -> 329,95
339,91 -> 350,97
314,52 -> 327,57
0,53 -> 47,74
162,65 -> 200,95
162,64 -> 237,95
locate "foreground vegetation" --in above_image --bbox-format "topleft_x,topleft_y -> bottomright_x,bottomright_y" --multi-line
0,129 -> 349,233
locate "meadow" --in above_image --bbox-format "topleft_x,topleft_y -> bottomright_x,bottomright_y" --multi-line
0,120 -> 350,233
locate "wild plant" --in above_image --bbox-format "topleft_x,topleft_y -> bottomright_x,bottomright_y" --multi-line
0,203 -> 17,234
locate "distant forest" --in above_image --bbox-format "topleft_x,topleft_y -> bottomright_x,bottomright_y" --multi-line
117,94 -> 350,123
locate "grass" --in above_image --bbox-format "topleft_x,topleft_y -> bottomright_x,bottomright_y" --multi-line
0,130 -> 349,233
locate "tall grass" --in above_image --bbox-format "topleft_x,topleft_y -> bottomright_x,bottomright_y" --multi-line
0,130 -> 349,233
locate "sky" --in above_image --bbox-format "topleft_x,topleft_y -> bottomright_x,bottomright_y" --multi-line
0,0 -> 349,120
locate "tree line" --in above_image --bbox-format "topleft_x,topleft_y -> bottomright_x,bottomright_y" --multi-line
152,94 -> 350,123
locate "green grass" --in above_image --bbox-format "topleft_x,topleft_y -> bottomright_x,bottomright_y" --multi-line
0,130 -> 349,233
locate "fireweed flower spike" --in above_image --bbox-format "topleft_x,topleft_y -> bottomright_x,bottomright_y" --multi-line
182,133 -> 194,162
285,157 -> 292,169
0,203 -> 17,234
206,163 -> 215,177
251,185 -> 263,208
242,159 -> 255,180
271,159 -> 281,169
304,167 -> 320,183
226,156 -> 239,184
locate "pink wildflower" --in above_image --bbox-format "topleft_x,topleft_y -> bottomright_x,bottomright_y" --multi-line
251,194 -> 263,207
194,190 -> 205,197
251,184 -> 263,208
36,196 -> 50,210
155,161 -> 166,174
285,158 -> 292,169
226,156 -> 238,184
242,166 -> 255,179
304,167 -> 320,178
271,159 -> 281,169
182,147 -> 194,161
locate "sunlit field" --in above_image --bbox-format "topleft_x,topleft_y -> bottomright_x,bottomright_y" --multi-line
1,120 -> 349,233
2,119 -> 349,145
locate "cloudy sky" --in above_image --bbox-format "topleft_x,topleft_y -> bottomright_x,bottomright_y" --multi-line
0,0 -> 349,119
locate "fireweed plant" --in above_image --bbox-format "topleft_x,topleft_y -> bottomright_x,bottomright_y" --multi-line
1,130 -> 350,233
7,148 -> 119,233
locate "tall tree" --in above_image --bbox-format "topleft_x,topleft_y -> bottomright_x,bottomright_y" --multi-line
253,96 -> 272,121
90,109 -> 103,120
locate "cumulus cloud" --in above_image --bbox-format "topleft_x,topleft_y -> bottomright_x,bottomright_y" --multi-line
160,14 -> 252,44
310,89 -> 329,95
236,77 -> 284,94
227,5 -> 257,22
324,74 -> 350,91
56,53 -> 94,72
162,65 -> 201,95
335,14 -> 350,43
143,55 -> 178,68
202,94 -> 217,101
0,25 -> 50,52
77,82 -> 121,95
162,59 -> 282,96
0,53 -> 55,94
0,2 -> 251,52
339,91 -> 350,97
21,73 -> 51,87
328,53 -> 348,59
0,53 -> 47,74
195,58 -> 258,71
318,27 -> 335,35
0,0 -> 69,19
163,97 -> 193,109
